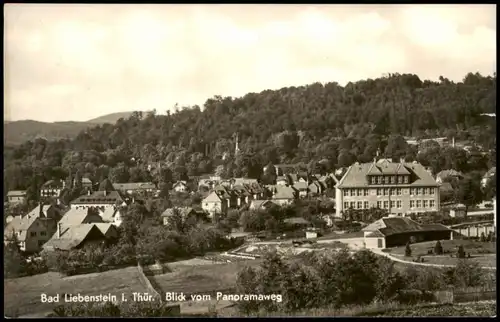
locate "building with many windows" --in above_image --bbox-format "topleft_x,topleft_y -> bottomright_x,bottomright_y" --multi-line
335,159 -> 440,218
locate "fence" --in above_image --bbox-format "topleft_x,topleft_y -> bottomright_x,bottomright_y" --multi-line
137,263 -> 163,302
434,287 -> 497,304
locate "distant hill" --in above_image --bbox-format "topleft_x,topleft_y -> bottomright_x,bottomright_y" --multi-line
87,112 -> 136,124
4,112 -> 137,146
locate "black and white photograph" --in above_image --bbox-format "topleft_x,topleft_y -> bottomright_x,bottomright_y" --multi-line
3,3 -> 496,318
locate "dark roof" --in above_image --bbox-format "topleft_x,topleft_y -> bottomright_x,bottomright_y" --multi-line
113,182 -> 156,191
42,180 -> 64,189
71,190 -> 124,205
363,217 -> 449,237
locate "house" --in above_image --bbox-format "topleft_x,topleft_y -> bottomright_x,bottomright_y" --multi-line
448,203 -> 467,218
232,178 -> 259,187
276,176 -> 288,186
202,191 -> 229,217
249,200 -> 279,211
58,207 -> 105,230
481,167 -> 496,188
272,186 -> 298,206
112,182 -> 157,195
73,177 -> 93,190
172,181 -> 189,193
435,169 -> 464,184
7,190 -> 27,205
71,179 -> 126,210
99,207 -> 123,227
335,159 -> 440,218
293,181 -> 309,198
4,204 -> 60,253
232,185 -> 252,206
40,180 -> 65,198
42,224 -> 109,252
161,207 -> 206,226
363,216 -> 452,249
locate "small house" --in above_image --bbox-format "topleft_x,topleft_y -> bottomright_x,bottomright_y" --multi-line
7,190 -> 27,205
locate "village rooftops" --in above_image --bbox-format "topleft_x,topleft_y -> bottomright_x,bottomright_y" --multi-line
363,217 -> 450,237
71,190 -> 124,205
43,224 -> 105,251
58,207 -> 104,235
337,160 -> 438,188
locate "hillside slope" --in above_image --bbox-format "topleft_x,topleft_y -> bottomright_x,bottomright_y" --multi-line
4,112 -> 136,146
87,111 -> 136,124
4,120 -> 93,146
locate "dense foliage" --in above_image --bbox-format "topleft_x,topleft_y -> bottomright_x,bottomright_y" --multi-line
4,73 -> 496,204
235,250 -> 495,315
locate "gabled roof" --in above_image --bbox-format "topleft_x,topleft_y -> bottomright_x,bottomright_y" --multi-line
7,190 -> 27,197
94,223 -> 116,235
58,208 -> 104,234
250,200 -> 279,210
172,181 -> 188,187
273,186 -> 296,200
43,224 -> 104,251
365,230 -> 385,238
203,191 -> 223,203
337,161 -> 437,188
4,216 -> 43,241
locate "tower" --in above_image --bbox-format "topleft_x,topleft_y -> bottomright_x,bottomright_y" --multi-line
234,132 -> 241,156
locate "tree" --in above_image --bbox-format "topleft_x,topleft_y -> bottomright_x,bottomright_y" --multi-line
405,242 -> 412,257
455,176 -> 484,218
235,266 -> 261,315
434,240 -> 443,255
4,235 -> 26,278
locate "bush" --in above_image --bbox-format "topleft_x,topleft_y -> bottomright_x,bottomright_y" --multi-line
394,289 -> 435,305
433,241 -> 443,255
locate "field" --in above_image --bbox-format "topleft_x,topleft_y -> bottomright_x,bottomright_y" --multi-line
388,240 -> 496,267
153,259 -> 264,296
4,266 -> 149,317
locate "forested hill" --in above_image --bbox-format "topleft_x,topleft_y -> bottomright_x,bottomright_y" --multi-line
4,72 -> 496,198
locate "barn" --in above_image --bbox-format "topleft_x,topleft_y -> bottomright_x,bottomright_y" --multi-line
363,216 -> 452,249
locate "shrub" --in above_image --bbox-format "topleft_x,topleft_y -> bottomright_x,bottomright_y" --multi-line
457,246 -> 466,259
394,289 -> 435,305
405,242 -> 412,257
433,241 -> 443,255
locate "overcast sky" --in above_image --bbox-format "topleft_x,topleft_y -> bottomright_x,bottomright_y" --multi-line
4,4 -> 496,122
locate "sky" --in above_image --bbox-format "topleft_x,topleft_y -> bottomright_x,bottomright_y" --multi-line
4,4 -> 496,122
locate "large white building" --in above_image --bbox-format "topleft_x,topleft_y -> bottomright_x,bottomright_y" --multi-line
335,159 -> 440,218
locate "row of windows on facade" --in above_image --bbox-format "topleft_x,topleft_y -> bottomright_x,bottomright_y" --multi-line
343,187 -> 436,197
368,175 -> 410,185
344,199 -> 436,210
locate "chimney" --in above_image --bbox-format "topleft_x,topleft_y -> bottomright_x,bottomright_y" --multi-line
57,222 -> 62,238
